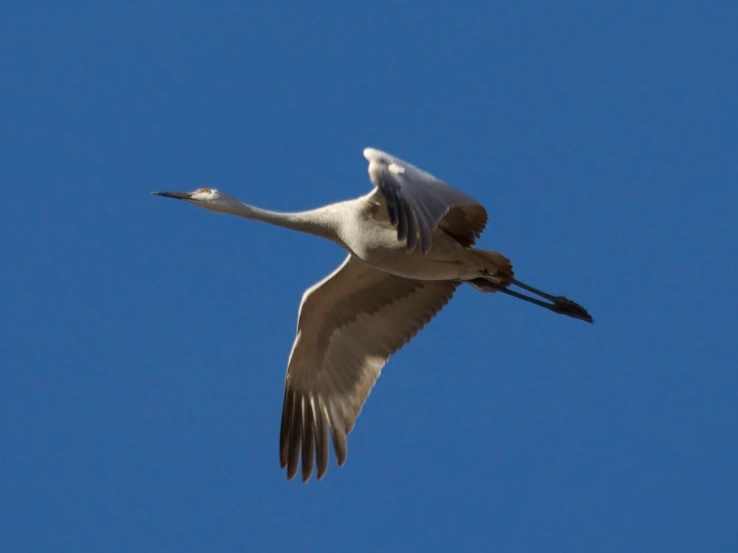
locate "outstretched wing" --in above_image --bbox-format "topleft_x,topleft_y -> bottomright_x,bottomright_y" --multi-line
363,147 -> 488,253
280,254 -> 459,482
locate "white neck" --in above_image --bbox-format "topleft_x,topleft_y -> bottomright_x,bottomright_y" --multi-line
224,200 -> 342,243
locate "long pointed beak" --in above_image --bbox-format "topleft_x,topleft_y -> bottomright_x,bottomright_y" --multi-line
152,191 -> 195,201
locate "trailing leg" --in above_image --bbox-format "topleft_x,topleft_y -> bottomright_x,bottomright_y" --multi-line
465,250 -> 593,323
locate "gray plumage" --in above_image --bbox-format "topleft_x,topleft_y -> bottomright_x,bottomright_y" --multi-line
153,146 -> 593,483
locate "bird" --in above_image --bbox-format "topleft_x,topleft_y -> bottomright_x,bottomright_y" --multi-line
152,146 -> 593,483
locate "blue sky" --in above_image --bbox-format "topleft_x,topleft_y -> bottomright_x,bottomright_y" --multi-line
2,1 -> 737,551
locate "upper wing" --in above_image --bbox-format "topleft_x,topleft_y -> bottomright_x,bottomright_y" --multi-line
363,147 -> 488,253
280,254 -> 459,482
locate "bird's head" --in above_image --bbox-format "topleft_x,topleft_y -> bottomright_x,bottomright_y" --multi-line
152,187 -> 239,214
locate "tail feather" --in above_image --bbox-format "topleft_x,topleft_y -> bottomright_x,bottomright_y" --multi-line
468,249 -> 514,291
468,278 -> 505,293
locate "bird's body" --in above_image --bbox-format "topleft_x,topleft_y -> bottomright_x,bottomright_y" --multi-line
305,192 -> 497,282
153,147 -> 593,483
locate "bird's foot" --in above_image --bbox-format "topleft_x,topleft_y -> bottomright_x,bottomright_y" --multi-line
551,296 -> 594,323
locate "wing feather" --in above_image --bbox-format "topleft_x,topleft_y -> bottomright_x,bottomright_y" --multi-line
301,396 -> 315,482
314,397 -> 330,479
287,390 -> 302,480
280,254 -> 459,482
364,147 -> 488,252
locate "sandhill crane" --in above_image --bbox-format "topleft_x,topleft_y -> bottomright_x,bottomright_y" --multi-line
153,147 -> 593,483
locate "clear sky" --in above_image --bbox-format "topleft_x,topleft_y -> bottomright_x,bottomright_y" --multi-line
2,2 -> 737,552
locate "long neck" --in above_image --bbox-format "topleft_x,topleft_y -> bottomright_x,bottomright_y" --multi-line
227,201 -> 342,243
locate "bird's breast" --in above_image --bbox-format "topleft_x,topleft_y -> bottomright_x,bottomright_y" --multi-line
341,220 -> 470,282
